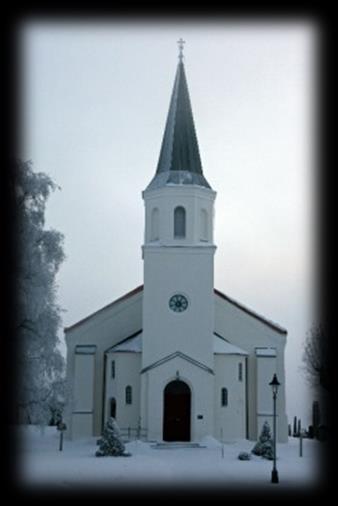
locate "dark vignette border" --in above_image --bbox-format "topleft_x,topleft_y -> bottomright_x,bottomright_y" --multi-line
1,4 -> 333,501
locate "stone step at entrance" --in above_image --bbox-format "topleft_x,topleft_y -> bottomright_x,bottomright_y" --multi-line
151,442 -> 206,449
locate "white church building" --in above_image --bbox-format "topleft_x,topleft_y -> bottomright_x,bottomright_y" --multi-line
65,45 -> 288,443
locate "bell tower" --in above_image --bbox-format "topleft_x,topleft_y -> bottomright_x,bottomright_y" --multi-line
142,41 -> 217,371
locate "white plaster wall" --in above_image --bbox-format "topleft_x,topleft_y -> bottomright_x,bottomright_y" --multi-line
140,367 -> 148,435
72,353 -> 95,439
143,186 -> 216,246
72,414 -> 93,439
65,288 -> 288,442
104,352 -> 141,432
142,186 -> 216,370
214,355 -> 247,441
141,356 -> 215,442
141,185 -> 218,441
65,290 -> 142,439
142,247 -> 215,369
73,353 -> 95,411
214,294 -> 288,442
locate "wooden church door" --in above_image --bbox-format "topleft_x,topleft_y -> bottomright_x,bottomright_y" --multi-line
163,380 -> 191,441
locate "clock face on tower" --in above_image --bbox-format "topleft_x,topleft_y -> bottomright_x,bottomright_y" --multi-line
169,294 -> 188,313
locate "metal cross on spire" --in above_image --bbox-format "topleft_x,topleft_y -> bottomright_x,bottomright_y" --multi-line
177,38 -> 185,62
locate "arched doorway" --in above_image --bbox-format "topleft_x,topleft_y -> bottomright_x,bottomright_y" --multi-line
163,380 -> 191,441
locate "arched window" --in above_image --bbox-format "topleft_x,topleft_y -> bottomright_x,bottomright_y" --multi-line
200,209 -> 208,241
150,207 -> 159,241
221,388 -> 228,407
125,386 -> 132,405
238,362 -> 243,382
174,206 -> 186,238
110,397 -> 116,418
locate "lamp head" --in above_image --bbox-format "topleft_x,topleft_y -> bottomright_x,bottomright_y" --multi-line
269,374 -> 280,395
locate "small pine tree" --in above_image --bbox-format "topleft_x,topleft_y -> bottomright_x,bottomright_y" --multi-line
238,451 -> 251,461
96,417 -> 130,457
251,421 -> 274,460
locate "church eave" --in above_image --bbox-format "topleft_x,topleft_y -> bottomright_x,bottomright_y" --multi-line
145,171 -> 212,191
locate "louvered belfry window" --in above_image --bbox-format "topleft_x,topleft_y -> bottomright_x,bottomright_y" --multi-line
174,206 -> 186,238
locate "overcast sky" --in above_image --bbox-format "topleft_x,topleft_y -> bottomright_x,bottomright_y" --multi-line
20,19 -> 317,426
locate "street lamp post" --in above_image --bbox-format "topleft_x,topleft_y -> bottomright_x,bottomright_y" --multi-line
57,421 -> 67,451
269,373 -> 280,484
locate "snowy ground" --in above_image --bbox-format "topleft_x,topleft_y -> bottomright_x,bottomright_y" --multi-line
15,426 -> 323,494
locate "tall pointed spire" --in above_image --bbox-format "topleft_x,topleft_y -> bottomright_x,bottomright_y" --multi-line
146,42 -> 211,191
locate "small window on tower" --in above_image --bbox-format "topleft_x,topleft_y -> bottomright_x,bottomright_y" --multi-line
125,386 -> 132,405
200,208 -> 208,241
111,360 -> 115,379
174,206 -> 186,238
238,362 -> 243,382
221,388 -> 228,407
150,207 -> 159,241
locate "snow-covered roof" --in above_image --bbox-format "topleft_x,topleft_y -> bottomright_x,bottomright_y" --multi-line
213,334 -> 248,356
106,331 -> 142,353
106,331 -> 248,356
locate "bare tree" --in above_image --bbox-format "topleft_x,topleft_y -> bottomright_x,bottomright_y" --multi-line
302,324 -> 330,392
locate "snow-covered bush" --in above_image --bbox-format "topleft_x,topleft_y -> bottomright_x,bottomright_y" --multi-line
251,421 -> 274,460
238,451 -> 251,461
96,418 -> 131,457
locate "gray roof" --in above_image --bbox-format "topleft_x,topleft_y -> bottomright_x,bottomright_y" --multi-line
146,61 -> 211,191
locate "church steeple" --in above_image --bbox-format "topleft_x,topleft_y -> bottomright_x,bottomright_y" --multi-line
142,42 -> 217,383
146,41 -> 211,191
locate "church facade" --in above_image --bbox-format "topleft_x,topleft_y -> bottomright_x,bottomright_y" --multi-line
65,49 -> 288,443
